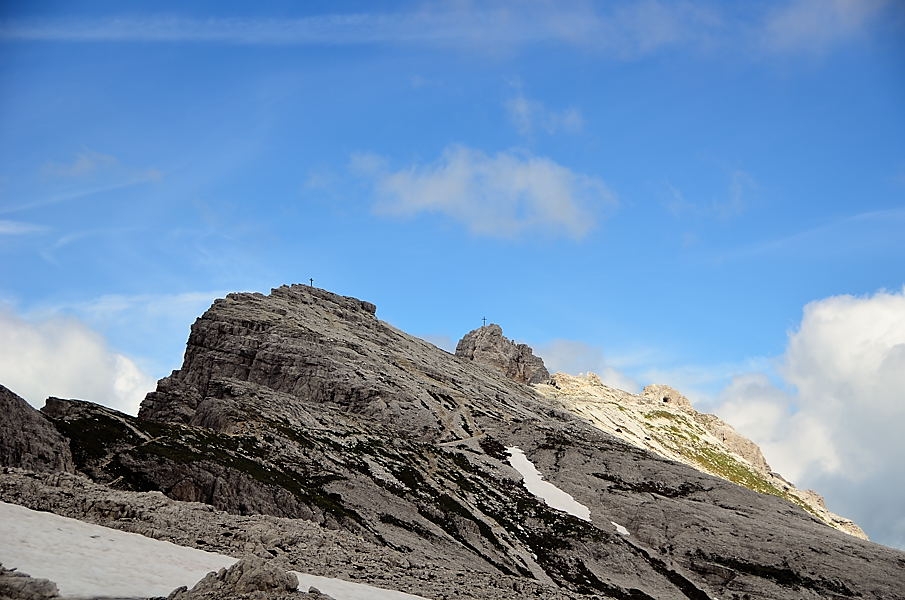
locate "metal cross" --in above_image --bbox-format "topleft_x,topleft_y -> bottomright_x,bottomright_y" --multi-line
482,316 -> 486,328
309,278 -> 314,287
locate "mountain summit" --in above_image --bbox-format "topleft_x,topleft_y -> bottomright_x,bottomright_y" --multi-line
1,284 -> 903,599
455,323 -> 551,385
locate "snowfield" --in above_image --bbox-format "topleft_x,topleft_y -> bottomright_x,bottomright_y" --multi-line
0,501 -> 428,599
506,446 -> 592,522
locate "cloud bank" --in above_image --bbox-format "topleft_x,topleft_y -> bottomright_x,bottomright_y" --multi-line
357,145 -> 613,240
715,288 -> 905,549
0,309 -> 156,415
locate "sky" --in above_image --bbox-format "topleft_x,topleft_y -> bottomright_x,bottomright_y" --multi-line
0,0 -> 903,548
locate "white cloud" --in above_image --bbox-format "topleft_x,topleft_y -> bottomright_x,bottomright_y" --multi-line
760,0 -> 891,54
714,288 -> 905,549
0,308 -> 156,415
359,145 -> 614,239
504,93 -> 584,136
29,290 -> 226,377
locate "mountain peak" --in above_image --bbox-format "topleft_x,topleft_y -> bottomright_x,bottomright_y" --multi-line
454,323 -> 550,385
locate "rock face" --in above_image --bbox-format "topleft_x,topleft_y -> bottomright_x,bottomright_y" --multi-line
641,384 -> 693,411
2,284 -> 904,600
0,386 -> 73,474
455,323 -> 550,385
540,373 -> 866,539
168,557 -> 306,600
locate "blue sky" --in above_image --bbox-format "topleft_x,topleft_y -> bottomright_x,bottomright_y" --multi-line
1,1 -> 904,548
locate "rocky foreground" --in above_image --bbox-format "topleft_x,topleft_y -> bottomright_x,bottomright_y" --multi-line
2,284 -> 904,599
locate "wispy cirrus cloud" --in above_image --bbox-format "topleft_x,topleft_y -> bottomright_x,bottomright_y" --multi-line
0,2 -> 715,59
0,219 -> 46,235
0,6 -> 714,55
42,150 -> 118,178
1,150 -> 161,216
666,169 -> 756,220
717,207 -> 905,262
759,0 -> 893,54
505,92 -> 584,136
353,144 -> 615,240
1,2 -> 895,59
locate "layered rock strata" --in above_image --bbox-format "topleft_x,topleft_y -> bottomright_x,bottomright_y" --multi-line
0,284 -> 902,600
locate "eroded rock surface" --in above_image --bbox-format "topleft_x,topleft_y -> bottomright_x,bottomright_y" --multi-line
2,284 -> 903,600
168,557 -> 308,600
538,372 -> 867,539
455,323 -> 550,385
0,386 -> 73,474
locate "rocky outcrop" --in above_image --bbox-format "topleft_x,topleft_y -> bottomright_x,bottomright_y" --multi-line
641,384 -> 693,411
0,564 -> 59,600
168,557 -> 307,600
455,324 -> 550,385
2,284 -> 903,600
0,386 -> 73,474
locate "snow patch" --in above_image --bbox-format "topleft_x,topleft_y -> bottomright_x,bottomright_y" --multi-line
293,572 -> 428,599
0,501 -> 428,600
0,501 -> 234,597
611,521 -> 630,536
506,446 -> 591,522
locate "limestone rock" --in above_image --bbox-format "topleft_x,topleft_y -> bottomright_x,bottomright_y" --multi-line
168,557 -> 305,599
455,324 -> 550,385
0,565 -> 59,600
537,373 -> 867,539
641,383 -> 693,411
3,284 -> 901,600
0,386 -> 73,474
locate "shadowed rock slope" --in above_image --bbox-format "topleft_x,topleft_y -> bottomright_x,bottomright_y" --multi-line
2,284 -> 903,599
0,385 -> 73,474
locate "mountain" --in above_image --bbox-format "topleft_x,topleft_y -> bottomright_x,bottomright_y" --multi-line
1,284 -> 903,600
534,374 -> 866,539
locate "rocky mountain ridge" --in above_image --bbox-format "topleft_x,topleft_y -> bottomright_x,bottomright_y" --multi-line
533,373 -> 865,539
1,284 -> 903,599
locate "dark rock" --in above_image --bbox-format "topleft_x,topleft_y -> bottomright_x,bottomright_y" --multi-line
0,386 -> 73,474
455,324 -> 550,385
0,564 -> 59,600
